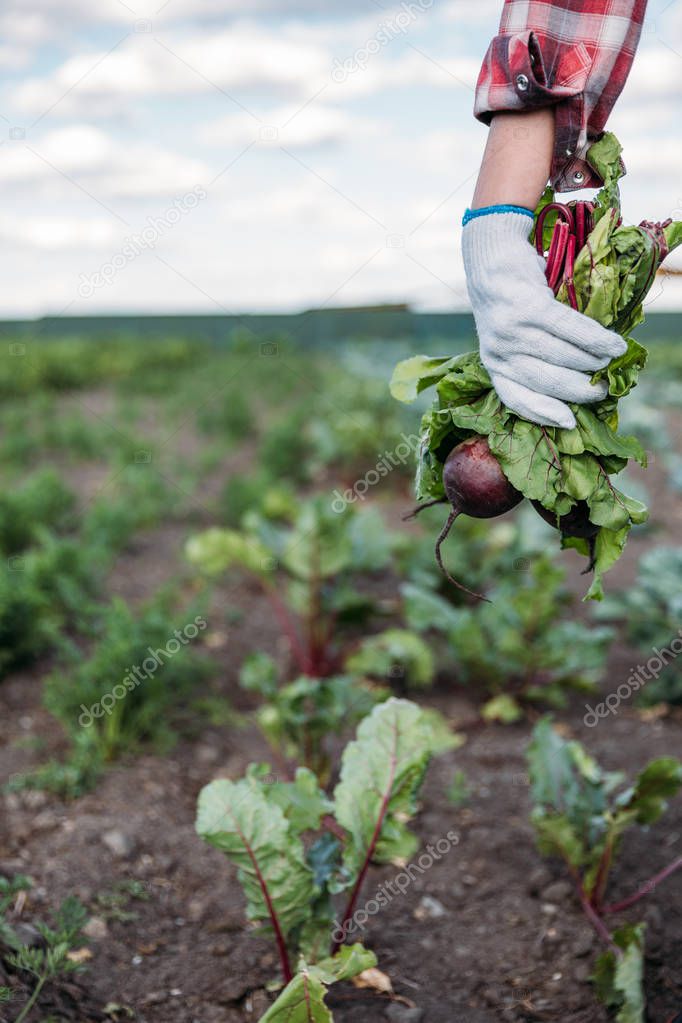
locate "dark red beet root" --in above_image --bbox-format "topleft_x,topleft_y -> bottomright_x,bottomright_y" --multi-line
531,499 -> 599,540
531,499 -> 599,575
443,436 -> 524,519
434,436 -> 524,602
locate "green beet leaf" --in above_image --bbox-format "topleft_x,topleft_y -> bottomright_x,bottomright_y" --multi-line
334,698 -> 433,876
389,355 -> 460,403
186,527 -> 272,576
259,945 -> 377,1023
614,758 -> 682,827
592,924 -> 646,1023
481,694 -> 523,724
527,718 -> 623,874
240,652 -> 279,698
196,775 -> 316,939
345,628 -> 436,688
264,768 -> 335,833
400,581 -> 465,633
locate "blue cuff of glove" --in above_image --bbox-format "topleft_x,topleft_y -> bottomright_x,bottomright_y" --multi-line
462,204 -> 534,227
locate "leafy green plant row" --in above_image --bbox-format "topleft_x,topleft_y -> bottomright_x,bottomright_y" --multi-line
528,719 -> 682,1022
10,595 -> 212,799
194,706 -> 681,1022
0,466 -> 182,683
0,337 -> 205,397
187,494 -> 615,729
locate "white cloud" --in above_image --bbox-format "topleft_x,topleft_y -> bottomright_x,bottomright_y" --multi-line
198,103 -> 376,149
618,136 -> 682,184
12,24 -> 481,126
2,0 -> 379,24
0,125 -> 211,198
0,212 -> 118,250
13,26 -> 333,119
440,0 -> 501,25
0,0 -> 680,317
619,45 -> 682,101
329,50 -> 480,98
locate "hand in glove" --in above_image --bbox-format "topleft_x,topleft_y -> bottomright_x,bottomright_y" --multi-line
462,206 -> 627,430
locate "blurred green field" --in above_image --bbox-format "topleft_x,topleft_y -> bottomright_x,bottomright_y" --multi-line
0,315 -> 680,760
1,315 -> 682,1022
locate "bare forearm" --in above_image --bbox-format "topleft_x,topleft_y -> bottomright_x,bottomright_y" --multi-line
471,108 -> 555,211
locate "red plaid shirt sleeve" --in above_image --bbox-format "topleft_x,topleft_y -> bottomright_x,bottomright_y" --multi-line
475,0 -> 648,191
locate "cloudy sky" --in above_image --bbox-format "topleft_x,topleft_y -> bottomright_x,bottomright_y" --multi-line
0,0 -> 680,319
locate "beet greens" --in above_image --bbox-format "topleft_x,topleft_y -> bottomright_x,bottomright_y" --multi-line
391,133 -> 682,599
196,698 -> 440,1023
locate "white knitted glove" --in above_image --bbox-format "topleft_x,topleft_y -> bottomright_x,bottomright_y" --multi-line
462,207 -> 627,430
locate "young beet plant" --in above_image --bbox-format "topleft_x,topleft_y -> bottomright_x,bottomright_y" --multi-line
527,719 -> 682,1022
401,554 -> 612,722
239,654 -> 387,783
187,496 -> 431,683
196,698 -> 441,1021
188,497 -> 437,779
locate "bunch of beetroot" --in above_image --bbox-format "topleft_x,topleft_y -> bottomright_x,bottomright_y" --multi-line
392,134 -> 682,601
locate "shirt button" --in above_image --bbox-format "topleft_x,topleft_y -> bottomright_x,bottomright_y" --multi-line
572,170 -> 585,184
515,74 -> 529,91
565,148 -> 574,157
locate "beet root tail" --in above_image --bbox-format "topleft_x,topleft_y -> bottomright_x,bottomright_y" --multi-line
402,498 -> 447,522
434,510 -> 491,603
581,535 -> 598,576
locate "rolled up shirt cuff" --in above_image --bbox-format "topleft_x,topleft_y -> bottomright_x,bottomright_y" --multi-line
474,29 -> 601,192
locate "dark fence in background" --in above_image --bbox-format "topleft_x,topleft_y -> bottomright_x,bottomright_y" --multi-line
0,306 -> 679,350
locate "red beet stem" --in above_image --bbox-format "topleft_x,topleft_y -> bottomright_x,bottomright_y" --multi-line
547,221 -> 569,293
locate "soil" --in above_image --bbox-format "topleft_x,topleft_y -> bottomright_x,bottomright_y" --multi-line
1,396 -> 681,1023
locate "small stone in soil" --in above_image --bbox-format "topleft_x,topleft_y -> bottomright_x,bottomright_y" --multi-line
196,744 -> 220,763
141,991 -> 167,1005
413,895 -> 447,920
541,880 -> 572,902
83,916 -> 109,940
571,933 -> 594,957
187,898 -> 207,921
527,865 -> 552,894
384,1005 -> 424,1023
102,829 -> 136,858
245,990 -> 270,1019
